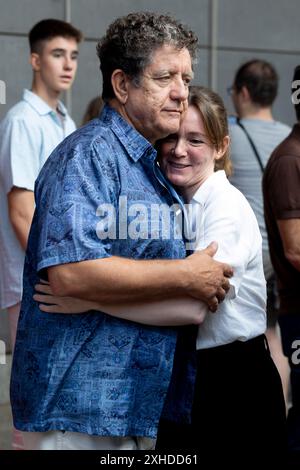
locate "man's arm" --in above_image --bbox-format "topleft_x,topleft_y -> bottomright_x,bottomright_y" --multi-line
48,242 -> 233,312
277,218 -> 300,271
7,187 -> 35,250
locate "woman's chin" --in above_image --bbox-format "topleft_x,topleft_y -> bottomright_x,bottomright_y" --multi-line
167,174 -> 185,187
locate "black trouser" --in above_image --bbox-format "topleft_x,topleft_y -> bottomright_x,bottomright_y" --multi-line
156,335 -> 287,465
279,313 -> 300,466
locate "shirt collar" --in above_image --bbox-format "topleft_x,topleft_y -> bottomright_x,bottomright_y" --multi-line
100,104 -> 155,162
22,89 -> 67,117
192,170 -> 228,206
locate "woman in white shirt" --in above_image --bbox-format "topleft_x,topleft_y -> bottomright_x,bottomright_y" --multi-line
155,87 -> 286,463
34,86 -> 286,462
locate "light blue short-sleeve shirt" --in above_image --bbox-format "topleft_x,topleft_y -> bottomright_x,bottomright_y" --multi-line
0,89 -> 76,308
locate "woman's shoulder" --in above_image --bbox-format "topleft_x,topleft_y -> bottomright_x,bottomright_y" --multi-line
205,173 -> 249,208
203,175 -> 258,228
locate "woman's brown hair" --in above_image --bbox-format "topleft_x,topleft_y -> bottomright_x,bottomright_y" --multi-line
81,96 -> 104,126
188,85 -> 232,176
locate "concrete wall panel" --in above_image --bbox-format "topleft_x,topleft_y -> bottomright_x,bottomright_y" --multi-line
0,0 -> 64,34
193,47 -> 210,87
71,0 -> 210,45
0,36 -> 32,120
218,0 -> 300,52
71,40 -> 102,125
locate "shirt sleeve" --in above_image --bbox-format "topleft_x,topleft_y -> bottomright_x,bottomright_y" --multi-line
268,155 -> 300,219
0,117 -> 42,193
195,191 -> 262,297
34,137 -> 120,274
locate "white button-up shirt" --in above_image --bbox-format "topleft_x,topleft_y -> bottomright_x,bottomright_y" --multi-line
186,171 -> 266,349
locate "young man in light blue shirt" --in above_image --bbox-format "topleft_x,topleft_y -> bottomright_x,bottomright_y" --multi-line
0,19 -> 82,350
0,19 -> 82,450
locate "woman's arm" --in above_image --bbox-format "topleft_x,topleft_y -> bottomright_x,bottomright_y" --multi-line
34,282 -> 207,326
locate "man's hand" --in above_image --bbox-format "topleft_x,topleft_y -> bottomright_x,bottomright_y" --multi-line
184,241 -> 233,312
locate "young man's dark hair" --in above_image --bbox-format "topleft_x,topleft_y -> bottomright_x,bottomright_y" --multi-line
293,65 -> 300,121
29,18 -> 83,53
96,11 -> 198,101
233,59 -> 278,107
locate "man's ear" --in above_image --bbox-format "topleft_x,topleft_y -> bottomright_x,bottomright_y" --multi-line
111,69 -> 130,104
241,85 -> 251,102
30,53 -> 41,72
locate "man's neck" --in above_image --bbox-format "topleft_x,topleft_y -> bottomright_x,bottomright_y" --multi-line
109,99 -> 154,143
31,80 -> 60,111
239,106 -> 274,122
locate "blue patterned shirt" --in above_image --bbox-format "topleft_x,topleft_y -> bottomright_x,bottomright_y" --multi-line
11,105 -> 189,438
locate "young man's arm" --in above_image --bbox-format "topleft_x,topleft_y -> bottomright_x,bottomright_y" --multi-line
48,242 -> 233,312
7,188 -> 35,250
1,115 -> 41,251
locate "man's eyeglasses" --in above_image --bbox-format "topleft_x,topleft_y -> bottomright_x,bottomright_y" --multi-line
227,85 -> 235,96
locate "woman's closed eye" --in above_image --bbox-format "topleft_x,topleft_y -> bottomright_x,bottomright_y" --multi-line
188,138 -> 205,146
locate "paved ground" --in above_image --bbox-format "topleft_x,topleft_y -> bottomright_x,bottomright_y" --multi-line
0,403 -> 13,450
0,354 -> 12,450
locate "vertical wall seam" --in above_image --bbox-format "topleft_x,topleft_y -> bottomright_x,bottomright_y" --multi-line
65,0 -> 72,114
209,0 -> 218,90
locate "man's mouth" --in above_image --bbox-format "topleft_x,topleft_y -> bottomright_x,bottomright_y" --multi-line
163,109 -> 181,114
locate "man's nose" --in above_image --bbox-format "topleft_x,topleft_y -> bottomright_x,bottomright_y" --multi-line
170,78 -> 189,101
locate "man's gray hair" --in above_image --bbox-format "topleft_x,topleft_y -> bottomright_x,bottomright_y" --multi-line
97,11 -> 198,101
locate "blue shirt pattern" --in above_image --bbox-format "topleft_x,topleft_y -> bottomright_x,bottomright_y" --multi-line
11,105 -> 189,438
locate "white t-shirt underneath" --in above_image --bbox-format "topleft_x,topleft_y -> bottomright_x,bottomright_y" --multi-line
186,170 -> 266,350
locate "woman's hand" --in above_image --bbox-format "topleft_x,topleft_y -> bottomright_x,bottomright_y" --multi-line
33,281 -> 99,314
33,281 -> 208,326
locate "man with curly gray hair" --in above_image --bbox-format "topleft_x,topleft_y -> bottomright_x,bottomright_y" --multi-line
98,12 -> 198,99
11,12 -> 232,450
97,11 -> 198,142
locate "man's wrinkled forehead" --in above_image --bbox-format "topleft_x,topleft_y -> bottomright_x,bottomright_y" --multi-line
146,45 -> 193,74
